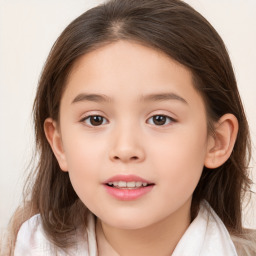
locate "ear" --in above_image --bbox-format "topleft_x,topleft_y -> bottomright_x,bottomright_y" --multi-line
204,113 -> 238,169
44,118 -> 68,172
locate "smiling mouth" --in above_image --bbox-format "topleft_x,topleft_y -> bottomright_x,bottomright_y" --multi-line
106,181 -> 153,189
104,176 -> 154,200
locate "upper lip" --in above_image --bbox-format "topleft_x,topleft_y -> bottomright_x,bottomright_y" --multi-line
104,174 -> 153,184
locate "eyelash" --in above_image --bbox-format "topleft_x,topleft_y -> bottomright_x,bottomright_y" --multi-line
80,114 -> 176,127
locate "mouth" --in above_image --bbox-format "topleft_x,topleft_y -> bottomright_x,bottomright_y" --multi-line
106,181 -> 153,189
104,174 -> 154,189
103,175 -> 154,200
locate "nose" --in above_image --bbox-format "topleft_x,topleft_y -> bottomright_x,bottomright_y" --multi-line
108,124 -> 145,163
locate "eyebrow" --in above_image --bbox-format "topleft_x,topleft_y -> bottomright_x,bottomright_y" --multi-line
72,93 -> 111,104
141,93 -> 188,104
71,92 -> 188,104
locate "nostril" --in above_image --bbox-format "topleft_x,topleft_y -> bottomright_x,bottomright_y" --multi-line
112,155 -> 138,160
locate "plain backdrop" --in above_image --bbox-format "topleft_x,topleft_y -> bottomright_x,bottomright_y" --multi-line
0,0 -> 255,233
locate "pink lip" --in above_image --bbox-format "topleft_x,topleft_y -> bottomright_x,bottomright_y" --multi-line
104,174 -> 152,184
103,174 -> 154,201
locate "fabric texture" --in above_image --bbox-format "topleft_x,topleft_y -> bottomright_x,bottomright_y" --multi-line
14,201 -> 238,255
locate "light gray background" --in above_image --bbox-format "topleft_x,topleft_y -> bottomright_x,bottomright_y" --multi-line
0,0 -> 255,233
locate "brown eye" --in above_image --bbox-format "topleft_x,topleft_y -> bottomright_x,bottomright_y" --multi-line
83,115 -> 107,126
153,115 -> 167,125
147,115 -> 175,126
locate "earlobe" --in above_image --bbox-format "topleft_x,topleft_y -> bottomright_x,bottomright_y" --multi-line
44,118 -> 68,172
204,114 -> 238,169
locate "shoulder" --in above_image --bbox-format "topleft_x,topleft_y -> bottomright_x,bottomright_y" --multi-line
14,214 -> 56,255
14,213 -> 97,256
232,229 -> 256,256
203,201 -> 256,256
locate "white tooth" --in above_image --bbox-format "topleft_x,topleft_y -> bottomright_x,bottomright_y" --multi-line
108,182 -> 113,186
127,181 -> 136,188
135,181 -> 142,187
113,181 -> 118,186
118,181 -> 127,188
142,182 -> 148,187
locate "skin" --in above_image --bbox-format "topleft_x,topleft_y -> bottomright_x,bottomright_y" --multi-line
45,40 -> 238,255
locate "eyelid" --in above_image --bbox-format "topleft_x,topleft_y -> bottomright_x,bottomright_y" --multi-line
79,110 -> 107,121
146,110 -> 178,120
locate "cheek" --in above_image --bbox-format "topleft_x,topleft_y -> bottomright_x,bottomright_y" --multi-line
61,133 -> 107,195
63,130 -> 106,167
150,128 -> 208,195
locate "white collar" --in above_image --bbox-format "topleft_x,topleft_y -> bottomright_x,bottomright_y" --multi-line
172,200 -> 238,255
86,201 -> 238,256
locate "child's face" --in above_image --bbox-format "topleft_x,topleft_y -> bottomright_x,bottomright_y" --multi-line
56,41 -> 212,229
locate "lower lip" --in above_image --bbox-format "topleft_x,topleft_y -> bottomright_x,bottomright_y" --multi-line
104,185 -> 154,200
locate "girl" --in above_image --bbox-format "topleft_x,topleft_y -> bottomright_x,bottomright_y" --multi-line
3,0 -> 256,255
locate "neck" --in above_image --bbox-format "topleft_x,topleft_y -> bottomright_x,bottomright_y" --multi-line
96,200 -> 191,256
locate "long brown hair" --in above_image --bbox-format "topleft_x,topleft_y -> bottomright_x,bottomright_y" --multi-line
6,0 -> 253,253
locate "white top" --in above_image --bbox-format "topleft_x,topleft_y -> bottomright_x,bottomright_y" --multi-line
14,201 -> 238,255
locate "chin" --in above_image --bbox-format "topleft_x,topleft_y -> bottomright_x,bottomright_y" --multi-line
99,212 -> 160,230
108,220 -> 151,230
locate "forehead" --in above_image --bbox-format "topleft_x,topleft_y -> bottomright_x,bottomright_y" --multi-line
62,40 -> 205,111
